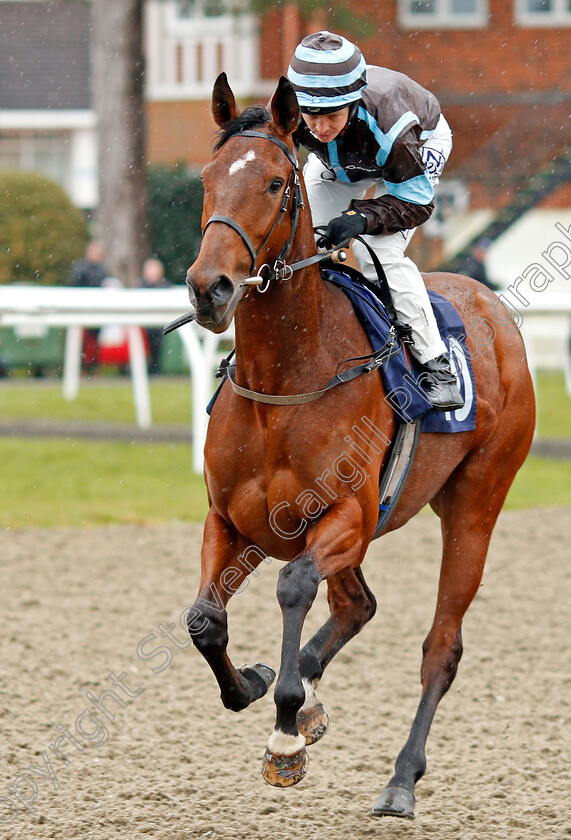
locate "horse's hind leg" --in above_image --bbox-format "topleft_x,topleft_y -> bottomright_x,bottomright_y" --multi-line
297,567 -> 377,744
372,517 -> 491,817
372,434 -> 531,818
189,508 -> 275,712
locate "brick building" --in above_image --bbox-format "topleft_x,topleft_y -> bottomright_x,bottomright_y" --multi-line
0,0 -> 96,208
145,0 -> 570,265
1,0 -> 569,266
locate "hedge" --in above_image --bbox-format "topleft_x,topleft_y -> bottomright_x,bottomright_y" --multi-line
147,164 -> 204,285
0,165 -> 205,288
0,170 -> 88,286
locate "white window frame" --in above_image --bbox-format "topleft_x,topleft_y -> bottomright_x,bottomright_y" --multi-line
173,0 -> 228,18
0,111 -> 97,208
145,0 -> 264,101
514,0 -> 571,26
398,0 -> 489,29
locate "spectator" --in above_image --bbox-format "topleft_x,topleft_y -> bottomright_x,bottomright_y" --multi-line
460,238 -> 499,291
68,239 -> 108,288
67,240 -> 109,372
140,258 -> 170,375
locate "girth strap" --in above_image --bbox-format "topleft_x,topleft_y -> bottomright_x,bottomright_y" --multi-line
372,419 -> 420,539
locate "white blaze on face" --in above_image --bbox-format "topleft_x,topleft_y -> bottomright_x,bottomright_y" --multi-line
229,149 -> 256,175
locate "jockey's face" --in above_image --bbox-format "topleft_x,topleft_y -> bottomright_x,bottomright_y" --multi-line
302,107 -> 350,144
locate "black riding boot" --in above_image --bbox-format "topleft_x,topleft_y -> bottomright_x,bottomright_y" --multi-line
417,354 -> 465,412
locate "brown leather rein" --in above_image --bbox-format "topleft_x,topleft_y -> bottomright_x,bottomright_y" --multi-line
164,128 -> 397,406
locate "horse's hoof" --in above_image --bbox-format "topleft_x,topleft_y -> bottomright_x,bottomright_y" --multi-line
297,701 -> 329,745
239,662 -> 276,700
261,746 -> 309,788
371,785 -> 415,819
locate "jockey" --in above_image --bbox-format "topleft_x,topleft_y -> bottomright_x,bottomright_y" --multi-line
287,31 -> 464,412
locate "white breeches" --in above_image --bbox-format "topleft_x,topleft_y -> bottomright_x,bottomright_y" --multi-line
304,114 -> 453,364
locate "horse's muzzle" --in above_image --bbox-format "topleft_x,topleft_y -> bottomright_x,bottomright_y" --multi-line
186,271 -> 238,333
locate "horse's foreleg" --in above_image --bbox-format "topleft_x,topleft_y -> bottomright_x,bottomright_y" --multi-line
189,508 -> 274,712
297,567 -> 377,744
261,554 -> 320,786
262,500 -> 365,787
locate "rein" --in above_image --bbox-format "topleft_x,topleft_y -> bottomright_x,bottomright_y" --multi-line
165,126 -> 405,407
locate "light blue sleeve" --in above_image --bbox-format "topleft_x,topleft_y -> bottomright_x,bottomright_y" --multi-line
384,171 -> 434,205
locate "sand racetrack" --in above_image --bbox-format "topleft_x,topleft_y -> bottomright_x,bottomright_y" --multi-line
1,506 -> 569,840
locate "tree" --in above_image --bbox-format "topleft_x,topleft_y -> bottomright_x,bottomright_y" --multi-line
147,165 -> 205,284
91,0 -> 149,287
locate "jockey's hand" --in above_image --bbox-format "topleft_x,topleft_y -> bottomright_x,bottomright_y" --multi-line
319,210 -> 367,247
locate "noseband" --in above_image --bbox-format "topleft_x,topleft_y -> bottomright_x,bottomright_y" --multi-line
201,130 -> 305,287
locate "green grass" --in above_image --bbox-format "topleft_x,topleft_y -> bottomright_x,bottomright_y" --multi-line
0,437 -> 208,529
0,372 -> 568,529
505,456 -> 571,510
533,370 -> 571,438
0,377 -> 193,426
0,370 -> 568,436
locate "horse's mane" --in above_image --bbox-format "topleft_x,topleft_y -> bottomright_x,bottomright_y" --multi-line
214,105 -> 271,151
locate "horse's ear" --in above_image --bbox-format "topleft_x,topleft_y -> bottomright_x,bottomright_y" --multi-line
212,72 -> 241,128
270,76 -> 300,136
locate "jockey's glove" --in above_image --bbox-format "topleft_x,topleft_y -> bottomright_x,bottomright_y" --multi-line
320,210 -> 368,247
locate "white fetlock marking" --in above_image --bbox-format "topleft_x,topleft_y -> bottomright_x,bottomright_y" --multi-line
267,729 -> 306,756
300,677 -> 319,712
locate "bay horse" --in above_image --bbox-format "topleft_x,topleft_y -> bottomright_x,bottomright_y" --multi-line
184,73 -> 535,818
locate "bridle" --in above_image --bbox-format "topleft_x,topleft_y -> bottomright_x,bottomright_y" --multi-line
200,129 -> 305,292
163,127 -> 345,334
199,127 -> 410,342
166,125 -> 407,407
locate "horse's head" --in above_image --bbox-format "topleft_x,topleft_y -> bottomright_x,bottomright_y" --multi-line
186,74 -> 301,332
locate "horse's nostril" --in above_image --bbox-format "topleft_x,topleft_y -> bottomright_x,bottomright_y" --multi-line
186,271 -> 198,296
209,275 -> 234,306
185,272 -> 234,311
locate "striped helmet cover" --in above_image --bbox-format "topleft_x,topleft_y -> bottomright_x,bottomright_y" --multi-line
287,31 -> 368,113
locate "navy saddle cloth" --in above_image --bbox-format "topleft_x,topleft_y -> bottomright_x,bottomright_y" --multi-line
323,268 -> 477,433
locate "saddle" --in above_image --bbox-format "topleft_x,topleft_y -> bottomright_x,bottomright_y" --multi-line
322,262 -> 476,431
321,260 -> 477,536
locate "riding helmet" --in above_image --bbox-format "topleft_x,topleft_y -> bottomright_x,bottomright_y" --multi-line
287,31 -> 368,114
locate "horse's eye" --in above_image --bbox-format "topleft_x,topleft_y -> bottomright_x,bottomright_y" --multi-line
268,178 -> 284,194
